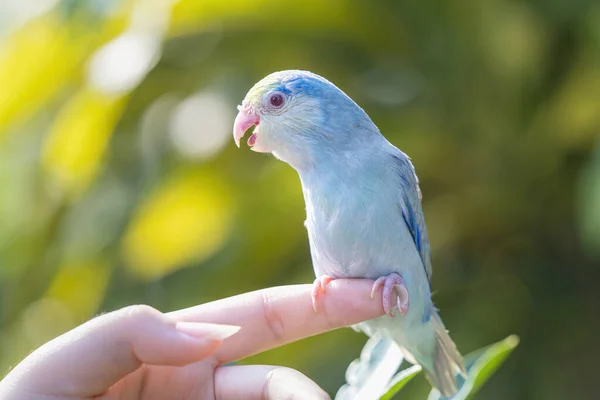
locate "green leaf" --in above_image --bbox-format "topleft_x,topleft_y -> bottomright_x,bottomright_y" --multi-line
428,335 -> 520,400
342,335 -> 518,400
335,334 -> 405,400
379,365 -> 422,400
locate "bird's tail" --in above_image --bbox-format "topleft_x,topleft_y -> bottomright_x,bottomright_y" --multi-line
425,310 -> 466,397
401,310 -> 466,397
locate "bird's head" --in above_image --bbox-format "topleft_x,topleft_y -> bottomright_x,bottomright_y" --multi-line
233,70 -> 376,170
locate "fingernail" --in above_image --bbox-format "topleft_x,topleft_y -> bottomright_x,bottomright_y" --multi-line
176,322 -> 241,340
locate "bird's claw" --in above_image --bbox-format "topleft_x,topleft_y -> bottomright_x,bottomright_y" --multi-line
370,273 -> 409,317
311,275 -> 334,312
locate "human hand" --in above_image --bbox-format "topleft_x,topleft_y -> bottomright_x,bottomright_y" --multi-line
0,279 -> 385,399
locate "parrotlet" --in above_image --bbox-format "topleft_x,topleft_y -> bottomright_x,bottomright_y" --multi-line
233,70 -> 465,396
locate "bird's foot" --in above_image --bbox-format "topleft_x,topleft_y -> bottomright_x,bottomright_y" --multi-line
370,273 -> 409,317
311,275 -> 334,312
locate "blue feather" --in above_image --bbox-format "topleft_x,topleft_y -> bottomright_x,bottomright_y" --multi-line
393,153 -> 432,281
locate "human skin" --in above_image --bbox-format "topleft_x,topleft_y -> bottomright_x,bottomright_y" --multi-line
0,279 -> 384,400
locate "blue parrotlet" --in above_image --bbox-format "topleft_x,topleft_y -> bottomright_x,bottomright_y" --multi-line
233,70 -> 465,396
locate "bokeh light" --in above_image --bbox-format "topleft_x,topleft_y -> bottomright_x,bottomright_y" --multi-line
0,1 -> 599,399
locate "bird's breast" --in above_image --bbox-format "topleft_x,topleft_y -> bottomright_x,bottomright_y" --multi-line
304,185 -> 421,281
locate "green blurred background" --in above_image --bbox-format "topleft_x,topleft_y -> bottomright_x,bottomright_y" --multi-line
0,0 -> 599,398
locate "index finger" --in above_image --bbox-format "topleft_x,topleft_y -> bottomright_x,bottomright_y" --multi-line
167,278 -> 384,363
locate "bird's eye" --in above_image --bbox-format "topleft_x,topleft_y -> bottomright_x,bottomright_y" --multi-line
268,92 -> 285,108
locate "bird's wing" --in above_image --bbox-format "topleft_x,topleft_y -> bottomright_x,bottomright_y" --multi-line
392,151 -> 433,282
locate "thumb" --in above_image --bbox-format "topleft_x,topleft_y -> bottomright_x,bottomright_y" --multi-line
1,305 -> 240,398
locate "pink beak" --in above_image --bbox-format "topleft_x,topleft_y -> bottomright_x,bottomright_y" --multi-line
233,105 -> 260,148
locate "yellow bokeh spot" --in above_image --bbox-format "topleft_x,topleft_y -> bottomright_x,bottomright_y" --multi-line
122,171 -> 233,280
47,259 -> 111,321
0,3 -> 133,133
170,0 -> 370,44
42,88 -> 127,198
0,17 -> 83,132
551,64 -> 600,145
